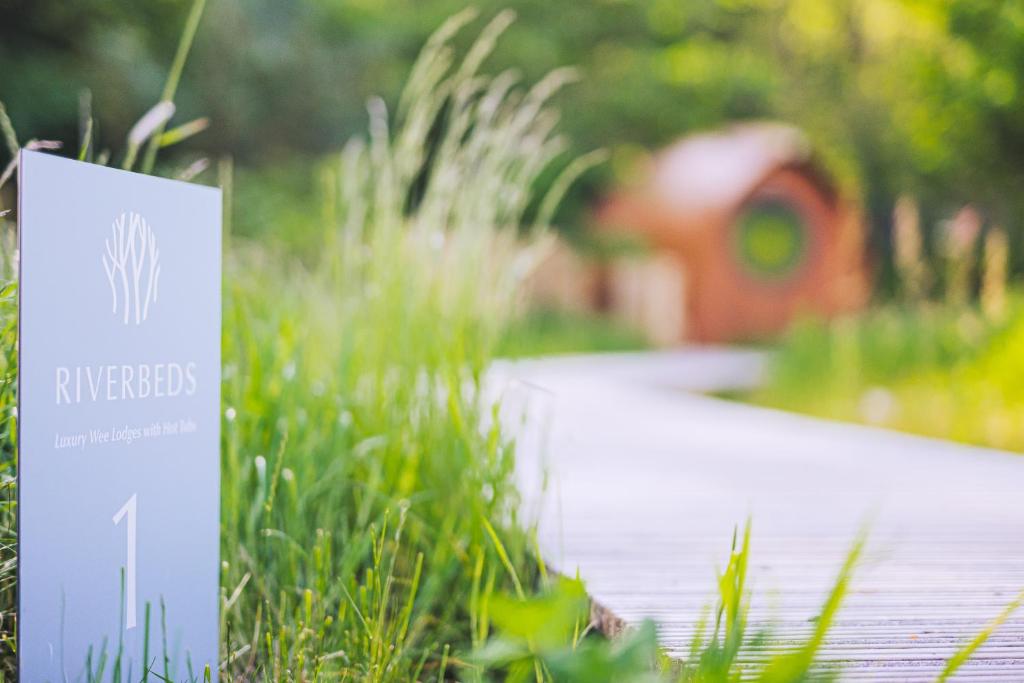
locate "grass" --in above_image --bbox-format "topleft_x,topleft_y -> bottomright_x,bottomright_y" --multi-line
751,297 -> 1024,451
2,6 -> 568,678
1,3 -> 1021,681
497,309 -> 648,359
196,9 -> 580,680
0,260 -> 13,672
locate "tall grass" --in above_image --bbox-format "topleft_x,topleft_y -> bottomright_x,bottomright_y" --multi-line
0,102 -> 21,681
0,254 -> 13,677
0,6 -> 589,680
215,10 -> 579,677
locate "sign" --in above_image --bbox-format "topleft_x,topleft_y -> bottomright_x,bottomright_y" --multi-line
17,150 -> 221,680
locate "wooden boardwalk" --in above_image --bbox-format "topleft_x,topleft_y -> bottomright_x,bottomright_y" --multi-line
492,349 -> 1024,681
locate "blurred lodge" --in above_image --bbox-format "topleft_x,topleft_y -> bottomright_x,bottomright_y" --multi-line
528,123 -> 869,345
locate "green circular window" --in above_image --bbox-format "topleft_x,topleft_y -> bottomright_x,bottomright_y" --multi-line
734,199 -> 807,280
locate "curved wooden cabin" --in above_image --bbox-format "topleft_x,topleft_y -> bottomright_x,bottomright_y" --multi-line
598,123 -> 867,343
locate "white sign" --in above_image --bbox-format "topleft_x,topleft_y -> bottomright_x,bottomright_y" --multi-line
18,150 -> 221,680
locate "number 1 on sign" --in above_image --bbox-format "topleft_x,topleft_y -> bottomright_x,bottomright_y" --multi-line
112,494 -> 138,630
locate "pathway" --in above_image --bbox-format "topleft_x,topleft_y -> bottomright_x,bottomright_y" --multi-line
491,349 -> 1024,681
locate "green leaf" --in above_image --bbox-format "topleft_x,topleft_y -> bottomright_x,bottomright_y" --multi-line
490,577 -> 589,648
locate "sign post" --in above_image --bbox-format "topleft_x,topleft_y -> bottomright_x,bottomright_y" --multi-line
17,150 -> 221,680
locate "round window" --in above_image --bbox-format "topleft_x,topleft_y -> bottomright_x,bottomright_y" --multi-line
734,199 -> 807,281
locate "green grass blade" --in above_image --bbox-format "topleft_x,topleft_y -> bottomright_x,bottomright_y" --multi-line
0,102 -> 17,157
78,117 -> 93,161
140,0 -> 207,174
937,588 -> 1024,682
482,516 -> 526,600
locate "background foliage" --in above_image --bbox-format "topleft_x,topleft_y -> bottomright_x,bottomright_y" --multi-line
5,0 -> 1024,280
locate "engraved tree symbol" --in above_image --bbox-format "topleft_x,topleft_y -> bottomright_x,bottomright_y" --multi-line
102,212 -> 161,325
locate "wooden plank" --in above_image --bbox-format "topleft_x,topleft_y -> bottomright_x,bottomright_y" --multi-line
493,350 -> 1024,681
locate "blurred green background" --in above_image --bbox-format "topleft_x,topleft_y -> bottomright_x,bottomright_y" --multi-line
4,0 -> 1024,283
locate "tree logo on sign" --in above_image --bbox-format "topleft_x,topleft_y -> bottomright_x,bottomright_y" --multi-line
102,212 -> 162,325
